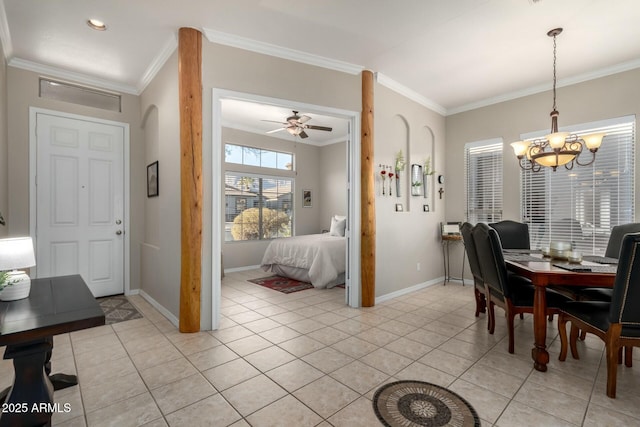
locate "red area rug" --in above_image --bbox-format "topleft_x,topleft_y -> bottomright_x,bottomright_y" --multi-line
248,275 -> 314,294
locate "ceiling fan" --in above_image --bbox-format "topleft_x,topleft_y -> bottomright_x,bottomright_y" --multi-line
263,111 -> 332,139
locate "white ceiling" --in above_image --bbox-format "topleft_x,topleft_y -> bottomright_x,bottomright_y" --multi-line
3,0 -> 640,116
221,99 -> 349,146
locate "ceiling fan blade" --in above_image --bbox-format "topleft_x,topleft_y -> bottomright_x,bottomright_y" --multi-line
299,130 -> 309,139
304,125 -> 333,132
266,127 -> 286,134
298,115 -> 311,124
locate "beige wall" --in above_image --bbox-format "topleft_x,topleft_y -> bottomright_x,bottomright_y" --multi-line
374,83 -> 446,297
6,67 -> 145,291
319,141 -> 347,231
139,51 -> 180,318
0,43 -> 6,237
446,68 -> 640,280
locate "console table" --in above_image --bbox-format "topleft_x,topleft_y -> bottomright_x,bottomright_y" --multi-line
0,275 -> 105,427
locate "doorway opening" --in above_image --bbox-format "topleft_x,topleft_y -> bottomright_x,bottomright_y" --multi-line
211,89 -> 361,329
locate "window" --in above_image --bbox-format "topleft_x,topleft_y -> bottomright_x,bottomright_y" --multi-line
224,144 -> 294,242
520,116 -> 635,254
465,139 -> 503,224
225,144 -> 293,170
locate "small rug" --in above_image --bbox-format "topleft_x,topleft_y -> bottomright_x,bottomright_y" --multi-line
247,275 -> 314,294
98,295 -> 143,325
373,380 -> 480,427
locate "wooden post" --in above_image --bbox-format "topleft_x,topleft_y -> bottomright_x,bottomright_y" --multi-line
178,27 -> 202,332
361,70 -> 376,307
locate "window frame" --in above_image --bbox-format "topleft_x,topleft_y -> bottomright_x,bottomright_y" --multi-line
224,143 -> 295,243
518,115 -> 635,254
464,138 -> 504,224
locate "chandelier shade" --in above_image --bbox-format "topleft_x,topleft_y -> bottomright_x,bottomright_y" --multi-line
510,28 -> 604,172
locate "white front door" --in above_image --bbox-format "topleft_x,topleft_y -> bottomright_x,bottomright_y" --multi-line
35,112 -> 125,297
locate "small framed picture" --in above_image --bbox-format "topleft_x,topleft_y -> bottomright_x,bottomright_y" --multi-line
423,204 -> 430,212
302,189 -> 312,208
147,161 -> 159,197
395,203 -> 403,212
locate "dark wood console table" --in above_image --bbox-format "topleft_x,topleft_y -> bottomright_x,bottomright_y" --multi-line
0,275 -> 105,427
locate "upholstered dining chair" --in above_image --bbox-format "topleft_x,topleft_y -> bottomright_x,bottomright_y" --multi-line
488,220 -> 530,250
460,222 -> 486,319
558,232 -> 640,398
472,223 -> 570,353
579,223 -> 640,303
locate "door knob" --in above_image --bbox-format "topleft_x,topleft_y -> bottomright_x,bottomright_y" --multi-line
116,219 -> 122,225
116,230 -> 122,235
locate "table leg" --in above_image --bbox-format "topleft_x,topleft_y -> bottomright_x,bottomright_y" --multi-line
442,241 -> 448,285
0,340 -> 54,427
43,337 -> 78,392
532,284 -> 550,372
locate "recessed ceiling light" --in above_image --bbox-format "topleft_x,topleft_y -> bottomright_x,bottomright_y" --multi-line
87,19 -> 107,31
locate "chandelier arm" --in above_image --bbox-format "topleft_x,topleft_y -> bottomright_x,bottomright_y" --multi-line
574,150 -> 597,167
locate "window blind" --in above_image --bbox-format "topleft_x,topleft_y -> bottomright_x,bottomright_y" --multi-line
465,139 -> 503,224
520,116 -> 635,254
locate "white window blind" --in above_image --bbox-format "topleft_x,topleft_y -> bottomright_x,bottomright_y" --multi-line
520,116 -> 635,254
465,139 -> 503,224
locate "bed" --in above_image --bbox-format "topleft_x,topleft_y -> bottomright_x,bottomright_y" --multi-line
260,233 -> 346,289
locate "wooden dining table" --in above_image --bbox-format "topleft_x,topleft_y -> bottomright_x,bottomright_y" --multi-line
504,252 -> 617,372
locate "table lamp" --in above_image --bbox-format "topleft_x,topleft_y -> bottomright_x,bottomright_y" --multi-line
0,237 -> 36,301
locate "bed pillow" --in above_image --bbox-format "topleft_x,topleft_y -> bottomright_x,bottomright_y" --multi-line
329,215 -> 347,237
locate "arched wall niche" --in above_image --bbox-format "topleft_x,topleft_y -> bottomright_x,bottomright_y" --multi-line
420,125 -> 436,211
391,114 -> 410,209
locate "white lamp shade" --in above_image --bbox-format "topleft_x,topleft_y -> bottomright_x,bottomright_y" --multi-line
546,132 -> 570,149
582,132 -> 605,150
510,141 -> 530,157
0,237 -> 36,271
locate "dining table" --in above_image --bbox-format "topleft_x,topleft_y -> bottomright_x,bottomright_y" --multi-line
503,251 -> 617,372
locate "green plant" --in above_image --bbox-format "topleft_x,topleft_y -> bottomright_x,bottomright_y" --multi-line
395,150 -> 406,172
423,157 -> 435,175
231,207 -> 290,240
0,271 -> 17,292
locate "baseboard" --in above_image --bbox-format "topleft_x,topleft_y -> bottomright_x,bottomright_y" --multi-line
138,289 -> 179,328
375,277 -> 444,304
224,264 -> 261,274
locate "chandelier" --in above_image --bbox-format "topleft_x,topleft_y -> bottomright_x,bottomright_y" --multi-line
510,28 -> 605,172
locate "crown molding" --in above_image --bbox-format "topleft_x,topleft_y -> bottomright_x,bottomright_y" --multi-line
0,0 -> 13,59
8,57 -> 139,95
203,28 -> 363,76
447,58 -> 640,116
375,72 -> 447,116
137,33 -> 178,93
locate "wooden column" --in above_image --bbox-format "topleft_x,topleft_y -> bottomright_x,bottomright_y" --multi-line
361,70 -> 376,307
178,27 -> 203,332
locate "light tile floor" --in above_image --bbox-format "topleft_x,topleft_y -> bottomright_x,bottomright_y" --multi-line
1,269 -> 639,426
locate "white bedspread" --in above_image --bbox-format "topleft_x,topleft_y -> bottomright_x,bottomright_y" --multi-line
261,234 -> 346,289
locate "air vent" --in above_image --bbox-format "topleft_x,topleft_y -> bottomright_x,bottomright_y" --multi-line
39,78 -> 121,112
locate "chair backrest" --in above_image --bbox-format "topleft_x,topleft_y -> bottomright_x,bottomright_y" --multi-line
460,222 -> 482,283
609,232 -> 640,331
489,220 -> 530,250
472,223 -> 510,298
605,223 -> 640,258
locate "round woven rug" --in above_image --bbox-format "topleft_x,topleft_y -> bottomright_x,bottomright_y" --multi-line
373,380 -> 480,427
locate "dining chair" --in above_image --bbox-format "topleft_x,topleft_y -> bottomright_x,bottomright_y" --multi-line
472,223 -> 570,353
460,222 -> 487,318
488,220 -> 530,250
558,232 -> 640,398
579,223 -> 640,302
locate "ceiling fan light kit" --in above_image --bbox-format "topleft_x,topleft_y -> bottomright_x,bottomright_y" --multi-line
264,110 -> 332,139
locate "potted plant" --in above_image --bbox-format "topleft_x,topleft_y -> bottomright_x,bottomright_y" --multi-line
423,157 -> 435,198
